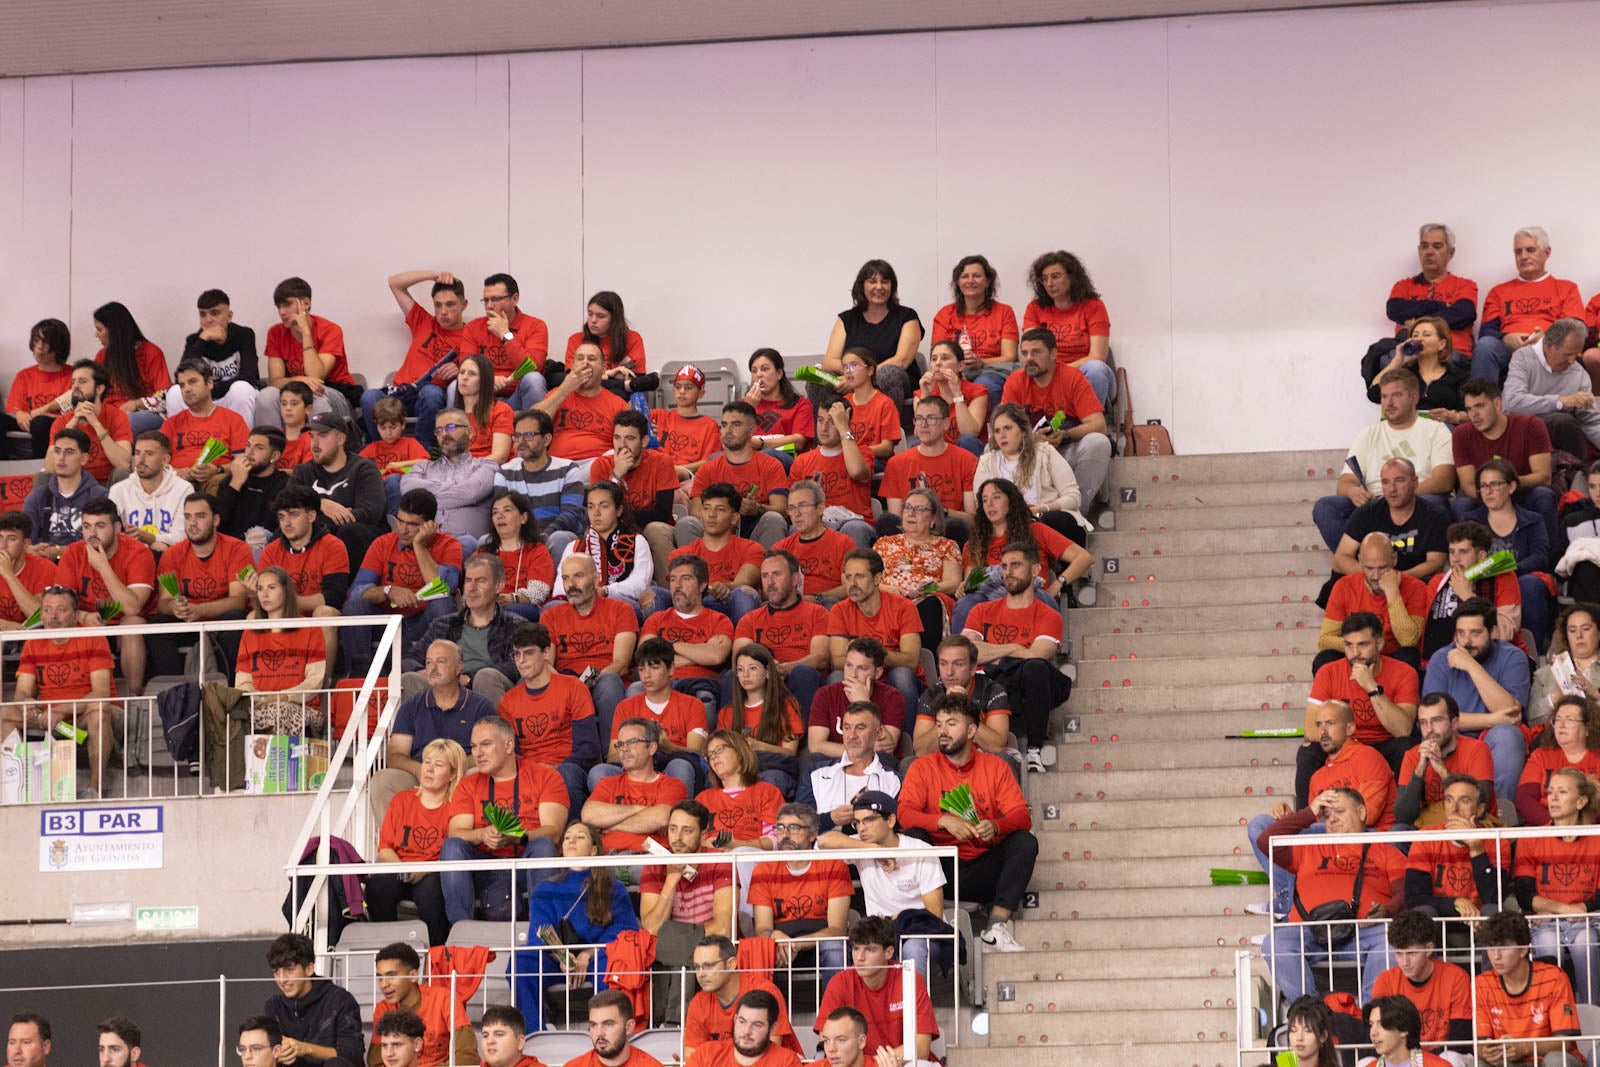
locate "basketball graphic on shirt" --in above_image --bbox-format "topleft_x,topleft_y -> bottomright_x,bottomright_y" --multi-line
1439,862 -> 1475,897
256,648 -> 288,673
560,631 -> 610,657
43,662 -> 78,691
385,557 -> 425,589
184,574 -> 222,601
557,407 -> 604,434
980,621 -> 1028,646
773,891 -> 820,922
406,824 -> 441,854
1326,851 -> 1362,875
1551,861 -> 1585,889
513,711 -> 558,749
754,623 -> 796,650
1512,297 -> 1549,316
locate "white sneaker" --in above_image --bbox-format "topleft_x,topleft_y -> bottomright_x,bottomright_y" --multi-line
1026,749 -> 1046,774
1243,902 -> 1277,917
980,920 -> 1025,952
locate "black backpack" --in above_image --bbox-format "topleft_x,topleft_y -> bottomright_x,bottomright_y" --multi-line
154,681 -> 201,764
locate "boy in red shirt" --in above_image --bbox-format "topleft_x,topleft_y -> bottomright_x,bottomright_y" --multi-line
1475,910 -> 1581,1060
6,586 -> 117,797
814,918 -> 938,1062
1370,909 -> 1472,1052
57,498 -> 156,693
653,365 -> 724,473
0,511 -> 57,627
789,403 -> 873,537
275,380 -> 315,471
681,483 -> 763,624
497,621 -> 601,811
593,638 -> 707,799
361,396 -> 431,518
265,276 -> 359,426
370,942 -> 477,1067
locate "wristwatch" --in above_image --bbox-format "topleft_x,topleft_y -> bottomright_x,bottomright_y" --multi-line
843,431 -> 857,441
1366,685 -> 1384,697
502,331 -> 514,342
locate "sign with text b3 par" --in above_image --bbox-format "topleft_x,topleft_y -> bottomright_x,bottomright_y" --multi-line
39,805 -> 164,872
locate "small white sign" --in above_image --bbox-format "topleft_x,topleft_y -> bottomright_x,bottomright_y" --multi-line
135,906 -> 199,932
39,805 -> 164,872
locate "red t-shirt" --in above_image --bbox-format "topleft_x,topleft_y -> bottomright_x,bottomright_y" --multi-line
590,771 -> 688,851
1372,959 -> 1472,1044
696,781 -> 784,841
590,449 -> 679,513
749,858 -> 852,922
542,598 -> 639,678
652,410 -> 723,466
497,674 -> 595,766
237,627 -> 325,692
1481,275 -> 1584,337
49,405 -> 132,485
914,381 -> 989,445
551,390 -> 628,460
1514,833 -> 1600,905
1395,732 -> 1495,807
774,530 -> 855,597
394,303 -> 468,385
735,601 -> 831,664
1000,364 -> 1101,427
8,365 -> 72,415
638,851 -> 733,925
19,633 -> 117,699
642,608 -> 734,679
57,534 -> 157,617
789,448 -> 872,520
683,536 -> 763,586
611,690 -> 708,748
1476,961 -> 1579,1040
1308,740 -> 1397,830
96,341 -> 171,407
265,316 -> 355,385
1389,273 -> 1478,355
880,445 -> 977,513
1308,656 -> 1421,746
826,592 -> 921,653
448,761 -> 570,857
1519,746 -> 1600,795
717,699 -> 804,744
361,437 -> 431,471
568,1050 -> 665,1067
358,532 -> 464,617
161,406 -> 250,467
685,978 -> 798,1051
1451,414 -> 1552,474
0,554 -> 56,624
276,432 -> 312,471
814,968 -> 939,1055
983,522 -> 1071,581
691,452 -> 789,503
964,596 -> 1062,653
1023,298 -> 1111,363
565,330 -> 646,373
379,787 -> 457,861
931,302 -> 1020,361
1287,841 -> 1407,920
1407,832 -> 1510,907
754,397 -> 815,441
258,534 -> 350,608
685,1040 -> 798,1067
460,311 -> 551,380
1324,572 -> 1429,654
465,402 -> 515,458
845,391 -> 901,454
158,534 -> 254,604
491,543 -> 555,598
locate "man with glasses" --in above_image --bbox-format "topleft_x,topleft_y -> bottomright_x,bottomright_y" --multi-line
289,414 -> 388,568
773,481 -> 855,607
234,1015 -> 284,1067
457,272 -> 549,410
749,802 -> 852,989
788,403 -> 872,548
342,488 -> 463,672
401,409 -> 496,555
679,401 -> 789,549
362,270 -> 469,444
684,936 -> 800,1057
496,408 -> 586,561
877,395 -> 978,544
584,716 -> 689,851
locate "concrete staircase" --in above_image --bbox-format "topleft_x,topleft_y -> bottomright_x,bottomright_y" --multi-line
952,448 -> 1343,1067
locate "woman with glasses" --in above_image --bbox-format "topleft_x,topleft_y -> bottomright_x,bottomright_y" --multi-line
478,488 -> 553,621
1465,456 -> 1554,652
368,737 -> 466,946
915,339 -> 989,455
875,487 -> 963,645
833,347 -> 902,462
454,354 -> 514,463
816,259 -> 924,420
1514,765 -> 1600,1003
1517,694 -> 1600,826
717,643 -> 803,798
698,728 -> 784,850
236,566 -> 328,737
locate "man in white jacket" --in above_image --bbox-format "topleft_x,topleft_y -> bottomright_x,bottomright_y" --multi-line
1503,316 -> 1598,454
108,430 -> 191,552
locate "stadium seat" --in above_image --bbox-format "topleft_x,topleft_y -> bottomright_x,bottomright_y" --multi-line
631,1029 -> 685,1064
331,921 -> 429,1019
658,359 -> 742,416
521,1030 -> 594,1061
445,919 -> 528,1020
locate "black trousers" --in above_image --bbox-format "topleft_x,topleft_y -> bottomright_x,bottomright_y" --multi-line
366,872 -> 449,948
987,656 -> 1071,750
934,830 -> 1039,914
0,412 -> 53,460
147,611 -> 245,679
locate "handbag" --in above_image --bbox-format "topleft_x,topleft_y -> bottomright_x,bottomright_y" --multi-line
1294,843 -> 1370,948
1115,366 -> 1174,456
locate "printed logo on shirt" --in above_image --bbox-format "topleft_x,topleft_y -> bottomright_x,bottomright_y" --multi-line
180,574 -> 223,601
252,648 -> 288,673
1512,296 -> 1554,316
1320,851 -> 1363,875
47,504 -> 83,543
402,824 -> 441,854
174,427 -> 217,452
126,506 -> 175,532
557,631 -> 611,657
975,620 -> 1029,646
555,407 -> 607,434
771,891 -> 822,921
1435,862 -> 1476,897
750,623 -> 797,649
210,352 -> 242,383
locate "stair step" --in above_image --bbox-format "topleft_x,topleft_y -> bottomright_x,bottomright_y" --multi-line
1098,502 -> 1317,532
1032,854 -> 1260,891
1095,548 -> 1329,582
1037,824 -> 1252,859
989,1006 -> 1237,1045
1067,681 -> 1307,713
1082,628 -> 1317,659
1055,736 -> 1299,771
1075,653 -> 1313,687
1052,764 -> 1295,801
983,945 -> 1240,983
992,974 -> 1237,1014
1044,795 -> 1267,830
1108,449 -> 1343,487
952,1040 -> 1236,1067
1109,480 -> 1323,508
1092,574 -> 1324,608
1062,706 -> 1306,743
1011,913 -> 1259,951
1070,602 -> 1321,636
1089,526 -> 1328,556
1027,884 -> 1259,919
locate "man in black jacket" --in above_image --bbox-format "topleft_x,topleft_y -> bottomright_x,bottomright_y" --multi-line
179,288 -> 260,423
218,427 -> 289,544
400,553 -> 519,705
290,414 -> 387,571
263,933 -> 363,1067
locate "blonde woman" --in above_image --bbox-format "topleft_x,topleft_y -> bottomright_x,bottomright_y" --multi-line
367,737 -> 467,945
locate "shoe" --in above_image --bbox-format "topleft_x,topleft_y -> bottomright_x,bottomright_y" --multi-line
979,920 -> 1025,953
1026,749 -> 1046,774
1243,902 -> 1277,917
76,784 -> 99,801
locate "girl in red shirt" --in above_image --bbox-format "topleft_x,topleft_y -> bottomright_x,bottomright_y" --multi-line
916,340 -> 989,453
456,355 -> 514,462
566,291 -> 650,399
718,643 -> 804,795
94,301 -> 171,434
745,348 -> 813,468
1022,250 -> 1113,406
698,728 -> 784,851
368,736 -> 467,946
838,347 -> 903,461
4,318 -> 74,459
236,566 -> 328,735
480,488 -> 554,621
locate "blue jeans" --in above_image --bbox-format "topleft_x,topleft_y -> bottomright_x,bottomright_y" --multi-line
340,592 -> 454,668
1263,921 -> 1391,1004
1078,360 -> 1115,408
129,409 -> 164,436
440,834 -> 558,923
360,384 -> 448,444
956,433 -> 985,457
382,473 -> 403,517
704,588 -> 760,627
1521,573 -> 1554,654
1247,815 -> 1326,916
973,371 -> 1009,408
1533,916 -> 1600,1003
1462,723 -> 1527,804
764,448 -> 796,473
1473,335 -> 1513,384
592,672 -> 627,744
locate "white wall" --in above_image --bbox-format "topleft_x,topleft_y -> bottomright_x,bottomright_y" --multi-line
4,0 -> 1600,455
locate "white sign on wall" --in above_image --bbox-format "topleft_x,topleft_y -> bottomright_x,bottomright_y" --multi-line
39,805 -> 163,872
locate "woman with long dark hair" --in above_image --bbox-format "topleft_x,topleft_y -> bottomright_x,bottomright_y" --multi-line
563,291 -> 650,399
455,354 -> 515,462
816,259 -> 924,418
1023,250 -> 1114,406
93,301 -> 170,434
931,254 -> 1019,404
3,318 -> 73,458
718,642 -> 804,796
955,477 -> 1091,635
478,488 -> 554,621
236,566 -> 328,736
551,481 -> 657,621
916,339 -> 989,455
745,348 -> 813,470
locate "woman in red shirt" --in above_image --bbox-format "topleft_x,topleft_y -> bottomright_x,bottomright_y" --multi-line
456,355 -> 514,463
367,736 -> 467,946
1514,766 -> 1600,1001
93,301 -> 170,436
837,348 -> 903,462
1518,695 -> 1600,825
1023,250 -> 1113,407
931,254 -> 1019,405
3,318 -> 73,459
745,348 -> 813,470
953,477 -> 1091,636
480,488 -> 554,621
916,340 -> 989,455
565,291 -> 650,400
718,643 -> 804,796
698,728 -> 784,851
236,566 -> 328,736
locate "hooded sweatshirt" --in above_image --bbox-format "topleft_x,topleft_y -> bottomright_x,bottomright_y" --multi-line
109,465 -> 190,549
264,977 -> 364,1067
23,471 -> 107,546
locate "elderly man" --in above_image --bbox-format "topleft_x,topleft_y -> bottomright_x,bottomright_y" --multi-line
1330,458 -> 1447,582
1316,532 -> 1427,674
803,701 -> 901,832
400,409 -> 497,553
1472,227 -> 1585,385
368,637 -> 496,819
1313,368 -> 1455,550
400,554 -> 519,704
1502,317 -> 1598,456
1381,223 -> 1478,361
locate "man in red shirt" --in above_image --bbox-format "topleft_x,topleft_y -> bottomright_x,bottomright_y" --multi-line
264,276 -> 359,427
161,359 -> 250,490
1301,611 -> 1421,797
774,482 -> 856,606
57,498 -> 156,693
370,941 -> 476,1067
877,394 -> 978,544
1318,533 -> 1428,674
813,1008 -> 869,1067
683,936 -> 799,1056
827,550 -> 922,714
961,542 -> 1071,775
735,550 -> 830,711
591,409 -> 678,583
1393,693 -> 1494,828
6,585 -> 116,797
639,799 -> 735,938
498,621 -> 602,811
544,553 -> 640,743
537,341 -> 627,466
50,360 -> 133,483
459,272 -> 549,406
0,511 -> 56,629
1371,909 -> 1473,1053
479,1005 -> 547,1067
598,639 -> 708,801
1473,227 -> 1585,385
256,484 -> 350,669
150,491 -> 253,677
681,482 -> 762,625
897,691 -> 1036,952
1000,328 -> 1112,507
583,716 -> 689,851
1474,910 -> 1581,1062
807,637 -> 907,767
559,992 -> 663,1067
641,555 -> 734,725
684,991 -> 800,1067
1382,224 -> 1478,359
789,403 -> 873,546
343,488 -> 463,672
750,802 -> 852,986
814,918 -> 938,1061
680,402 -> 790,549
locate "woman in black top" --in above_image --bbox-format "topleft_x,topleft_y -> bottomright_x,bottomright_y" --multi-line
1367,316 -> 1469,421
816,259 -> 924,417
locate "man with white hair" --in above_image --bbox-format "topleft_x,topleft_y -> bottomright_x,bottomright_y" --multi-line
1382,223 -> 1478,362
1501,317 -> 1600,453
1471,227 -> 1584,384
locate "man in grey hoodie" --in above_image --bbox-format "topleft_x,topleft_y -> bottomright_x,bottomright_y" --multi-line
109,430 -> 191,553
23,427 -> 106,561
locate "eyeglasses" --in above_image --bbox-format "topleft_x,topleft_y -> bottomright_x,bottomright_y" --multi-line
902,505 -> 932,515
236,1046 -> 272,1057
912,415 -> 946,425
513,431 -> 545,440
436,423 -> 465,436
773,822 -> 811,836
705,745 -> 731,759
1478,480 -> 1510,490
840,362 -> 868,372
616,737 -> 650,748
1555,716 -> 1586,726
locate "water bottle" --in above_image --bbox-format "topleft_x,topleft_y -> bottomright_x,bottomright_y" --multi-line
958,328 -> 973,357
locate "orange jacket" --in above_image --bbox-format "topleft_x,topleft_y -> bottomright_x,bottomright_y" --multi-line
897,748 -> 1031,860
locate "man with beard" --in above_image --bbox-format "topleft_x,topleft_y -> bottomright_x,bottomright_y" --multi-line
1317,533 -> 1428,674
1247,701 -> 1396,919
1393,695 -> 1494,828
477,1007 -> 543,1067
49,359 -> 132,483
95,1017 -> 148,1067
748,802 -> 852,988
542,553 -> 639,742
639,555 -> 734,722
684,992 -> 800,1067
679,402 -> 789,548
639,799 -> 734,938
590,409 -> 677,581
960,541 -> 1070,775
1421,597 -> 1530,806
683,936 -> 799,1056
1422,521 -> 1525,662
560,992 -> 663,1067
342,488 -> 462,671
1371,910 -> 1473,1056
110,430 -> 190,551
827,551 -> 922,714
22,428 -> 104,558
161,358 -> 249,489
216,427 -> 289,542
495,621 -> 601,811
999,327 -> 1111,506
733,550 -> 830,711
496,408 -> 586,561
56,497 -> 156,692
401,409 -> 497,552
289,414 -> 387,570
1451,378 -> 1558,545
150,492 -> 252,677
773,481 -> 856,606
897,691 -> 1036,953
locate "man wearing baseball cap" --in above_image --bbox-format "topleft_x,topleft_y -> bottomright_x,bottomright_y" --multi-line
653,366 -> 723,474
288,412 -> 388,569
